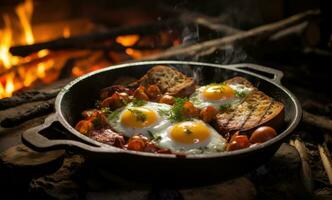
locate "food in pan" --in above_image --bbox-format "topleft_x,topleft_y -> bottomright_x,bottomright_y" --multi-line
75,65 -> 284,155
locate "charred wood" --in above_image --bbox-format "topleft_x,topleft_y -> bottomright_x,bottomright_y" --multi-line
303,100 -> 332,117
318,142 -> 332,184
0,99 -> 55,128
0,90 -> 59,111
138,10 -> 320,60
9,20 -> 182,57
290,138 -> 313,194
303,110 -> 332,132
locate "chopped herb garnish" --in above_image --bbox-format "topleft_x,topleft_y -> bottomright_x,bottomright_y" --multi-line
128,108 -> 147,122
95,100 -> 101,108
158,108 -> 170,117
92,118 -> 101,127
210,85 -> 224,93
101,107 -> 111,114
148,130 -> 154,138
132,98 -> 146,107
108,110 -> 120,121
148,130 -> 162,141
235,90 -> 246,98
169,97 -> 190,122
219,103 -> 231,111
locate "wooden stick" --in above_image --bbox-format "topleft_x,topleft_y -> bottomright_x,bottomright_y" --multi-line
178,11 -> 242,35
290,138 -> 313,193
138,10 -> 320,60
303,110 -> 332,132
318,142 -> 332,184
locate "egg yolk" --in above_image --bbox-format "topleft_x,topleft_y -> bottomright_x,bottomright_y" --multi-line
120,107 -> 158,128
170,121 -> 211,145
202,84 -> 235,100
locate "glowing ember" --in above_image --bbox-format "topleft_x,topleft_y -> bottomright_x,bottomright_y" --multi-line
63,26 -> 71,38
37,49 -> 50,57
125,48 -> 142,59
116,34 -> 140,47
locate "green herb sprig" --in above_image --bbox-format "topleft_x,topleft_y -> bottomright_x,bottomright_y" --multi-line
132,98 -> 146,107
219,103 -> 231,111
128,108 -> 147,122
169,97 -> 190,122
235,90 -> 246,98
108,110 -> 120,121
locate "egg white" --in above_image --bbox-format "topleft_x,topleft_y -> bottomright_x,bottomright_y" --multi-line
154,119 -> 226,154
190,83 -> 253,109
108,102 -> 172,138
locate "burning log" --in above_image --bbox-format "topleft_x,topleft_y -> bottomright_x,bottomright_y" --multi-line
9,20 -> 182,57
0,98 -> 55,128
139,10 -> 320,60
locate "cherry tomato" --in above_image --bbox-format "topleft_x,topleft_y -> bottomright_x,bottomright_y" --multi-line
182,101 -> 200,118
127,135 -> 148,151
200,106 -> 218,122
249,126 -> 277,144
159,94 -> 175,105
227,134 -> 250,151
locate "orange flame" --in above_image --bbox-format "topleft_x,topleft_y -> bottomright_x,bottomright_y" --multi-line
0,73 -> 15,98
16,0 -> 34,45
116,34 -> 140,47
0,0 -> 56,99
0,15 -> 19,69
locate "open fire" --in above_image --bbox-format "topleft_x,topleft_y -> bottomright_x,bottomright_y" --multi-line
0,0 -> 180,99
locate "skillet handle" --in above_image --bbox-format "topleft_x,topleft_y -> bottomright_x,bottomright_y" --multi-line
22,114 -> 110,153
231,64 -> 284,84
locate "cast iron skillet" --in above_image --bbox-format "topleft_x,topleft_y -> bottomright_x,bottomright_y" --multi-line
22,61 -> 302,185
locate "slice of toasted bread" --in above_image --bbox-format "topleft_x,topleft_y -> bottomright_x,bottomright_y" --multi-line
129,65 -> 196,97
216,77 -> 284,135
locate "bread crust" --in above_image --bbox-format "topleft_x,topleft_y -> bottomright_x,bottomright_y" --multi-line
216,77 -> 284,135
129,65 -> 196,97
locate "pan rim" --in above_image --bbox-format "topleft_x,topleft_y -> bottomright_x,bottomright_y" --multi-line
55,60 -> 302,159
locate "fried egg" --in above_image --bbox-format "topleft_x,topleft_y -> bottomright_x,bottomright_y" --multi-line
108,102 -> 172,138
154,119 -> 226,154
190,83 -> 253,109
